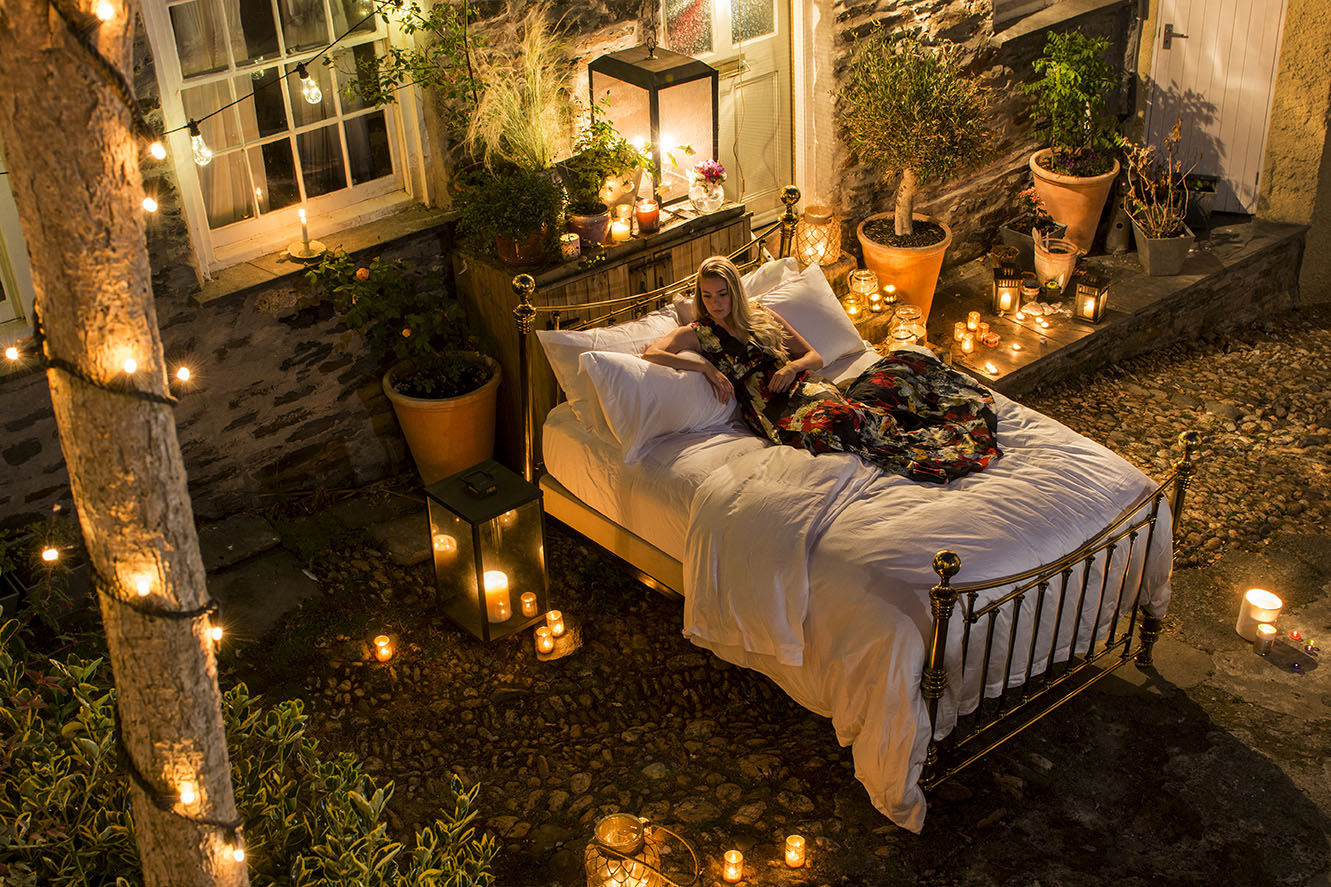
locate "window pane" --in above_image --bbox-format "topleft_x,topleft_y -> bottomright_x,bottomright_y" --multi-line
279,0 -> 329,54
666,0 -> 712,55
251,142 -> 300,212
199,151 -> 255,228
246,67 -> 289,139
331,0 -> 378,36
346,112 -> 392,185
182,80 -> 244,151
730,0 -> 773,43
171,0 -> 229,77
298,125 -> 347,197
287,61 -> 335,128
333,45 -> 377,114
230,0 -> 280,66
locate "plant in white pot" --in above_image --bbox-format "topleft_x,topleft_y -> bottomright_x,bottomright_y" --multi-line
839,28 -> 992,322
1121,121 -> 1195,276
307,251 -> 499,485
1020,29 -> 1121,253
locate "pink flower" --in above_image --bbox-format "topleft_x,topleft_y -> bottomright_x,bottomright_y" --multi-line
692,158 -> 726,185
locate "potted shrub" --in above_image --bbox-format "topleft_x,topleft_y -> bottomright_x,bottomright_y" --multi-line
560,117 -> 649,251
997,184 -> 1067,271
307,251 -> 500,484
839,28 -> 992,321
455,162 -> 564,265
1122,121 -> 1195,276
1020,29 -> 1121,253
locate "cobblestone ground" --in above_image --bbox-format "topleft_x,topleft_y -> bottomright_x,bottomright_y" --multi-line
235,304 -> 1331,887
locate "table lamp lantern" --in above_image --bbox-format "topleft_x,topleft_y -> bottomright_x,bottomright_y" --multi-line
425,460 -> 549,642
794,205 -> 842,267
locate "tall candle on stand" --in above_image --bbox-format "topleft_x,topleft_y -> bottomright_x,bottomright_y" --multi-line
298,208 -> 310,247
484,571 -> 511,623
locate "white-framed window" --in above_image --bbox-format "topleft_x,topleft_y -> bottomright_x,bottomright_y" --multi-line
140,0 -> 424,273
0,141 -> 38,344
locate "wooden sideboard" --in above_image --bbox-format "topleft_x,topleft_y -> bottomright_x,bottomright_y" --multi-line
453,206 -> 754,469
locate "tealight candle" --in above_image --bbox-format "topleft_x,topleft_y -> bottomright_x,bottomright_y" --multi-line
998,291 -> 1012,312
1011,343 -> 1023,352
636,199 -> 660,234
1235,587 -> 1282,641
610,219 -> 631,243
722,850 -> 743,882
535,626 -> 555,654
785,835 -> 806,868
1254,623 -> 1277,655
953,321 -> 966,342
1290,629 -> 1302,641
484,571 -> 511,623
967,310 -> 980,331
961,333 -> 975,354
559,232 -> 580,260
546,609 -> 565,637
373,634 -> 394,662
521,592 -> 539,618
984,361 -> 998,375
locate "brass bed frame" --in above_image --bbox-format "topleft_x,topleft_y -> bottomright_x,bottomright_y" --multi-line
506,186 -> 1202,791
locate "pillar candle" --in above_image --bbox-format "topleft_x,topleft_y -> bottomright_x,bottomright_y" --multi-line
432,533 -> 457,566
298,208 -> 309,245
1235,588 -> 1282,641
636,199 -> 660,234
484,571 -> 511,623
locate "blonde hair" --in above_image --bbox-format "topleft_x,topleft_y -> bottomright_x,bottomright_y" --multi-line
695,256 -> 789,362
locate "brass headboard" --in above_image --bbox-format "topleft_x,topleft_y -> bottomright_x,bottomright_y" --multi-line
511,186 -> 803,481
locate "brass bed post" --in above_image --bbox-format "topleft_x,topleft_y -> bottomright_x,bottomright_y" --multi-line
778,186 -> 800,258
1136,429 -> 1202,667
512,273 -> 537,483
920,550 -> 962,788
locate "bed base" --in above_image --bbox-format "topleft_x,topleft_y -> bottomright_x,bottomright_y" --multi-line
506,183 -> 1203,797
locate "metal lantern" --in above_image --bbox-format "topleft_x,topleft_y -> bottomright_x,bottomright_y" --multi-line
1071,268 -> 1110,323
992,264 -> 1022,317
584,813 -> 698,887
794,205 -> 842,267
589,45 -> 718,206
425,460 -> 548,642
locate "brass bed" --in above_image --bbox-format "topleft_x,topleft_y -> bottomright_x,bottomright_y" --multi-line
506,186 -> 1200,795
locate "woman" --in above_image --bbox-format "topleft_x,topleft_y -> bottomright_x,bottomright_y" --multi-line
643,256 -> 1000,483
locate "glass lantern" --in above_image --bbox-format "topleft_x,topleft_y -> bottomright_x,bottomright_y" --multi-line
589,46 -> 718,206
425,460 -> 548,642
1071,269 -> 1110,323
794,205 -> 841,267
992,264 -> 1022,316
585,814 -> 662,887
891,303 -> 925,344
841,290 -> 864,321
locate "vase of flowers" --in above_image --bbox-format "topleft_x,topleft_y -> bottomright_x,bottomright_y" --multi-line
688,159 -> 727,212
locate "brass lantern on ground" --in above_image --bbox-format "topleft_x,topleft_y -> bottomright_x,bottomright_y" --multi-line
992,264 -> 1022,317
1071,268 -> 1110,323
794,205 -> 842,267
585,813 -> 697,887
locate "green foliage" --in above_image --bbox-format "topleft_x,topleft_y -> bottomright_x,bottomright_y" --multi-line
560,117 -> 650,214
1021,29 -> 1119,174
454,163 -> 564,258
0,516 -> 87,635
839,29 -> 992,187
306,251 -> 492,399
0,621 -> 496,886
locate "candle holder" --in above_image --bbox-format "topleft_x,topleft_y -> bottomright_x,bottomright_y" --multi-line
584,813 -> 699,887
992,264 -> 1022,316
1236,587 -> 1282,641
1070,268 -> 1110,323
425,459 -> 549,642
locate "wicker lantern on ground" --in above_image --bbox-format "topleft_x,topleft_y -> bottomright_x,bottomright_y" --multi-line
794,205 -> 841,267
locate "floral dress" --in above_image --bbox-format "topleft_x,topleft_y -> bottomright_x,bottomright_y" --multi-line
692,317 -> 1001,483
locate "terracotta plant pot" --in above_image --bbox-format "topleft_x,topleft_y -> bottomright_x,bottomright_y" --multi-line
1131,219 -> 1194,277
856,213 -> 953,323
495,228 -> 546,266
566,210 -> 611,253
1029,149 -> 1120,254
382,355 -> 502,486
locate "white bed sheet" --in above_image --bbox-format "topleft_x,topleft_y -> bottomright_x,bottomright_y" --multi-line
541,349 -> 1172,832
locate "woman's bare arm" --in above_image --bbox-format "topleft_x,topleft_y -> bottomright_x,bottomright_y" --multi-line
642,326 -> 734,403
766,309 -> 822,393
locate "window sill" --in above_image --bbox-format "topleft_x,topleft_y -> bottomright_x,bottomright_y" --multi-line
193,204 -> 456,306
990,0 -> 1132,47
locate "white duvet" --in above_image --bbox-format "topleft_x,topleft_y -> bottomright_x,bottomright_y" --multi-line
543,373 -> 1172,833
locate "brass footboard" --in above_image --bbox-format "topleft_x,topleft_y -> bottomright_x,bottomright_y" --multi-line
920,430 -> 1202,789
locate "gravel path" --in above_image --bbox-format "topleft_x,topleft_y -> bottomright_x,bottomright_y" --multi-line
236,304 -> 1331,887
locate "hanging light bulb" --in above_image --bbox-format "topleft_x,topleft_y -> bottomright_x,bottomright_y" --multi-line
42,547 -> 59,562
148,140 -> 167,160
210,623 -> 223,642
142,196 -> 158,213
231,843 -> 246,863
296,64 -> 322,105
188,120 -> 212,167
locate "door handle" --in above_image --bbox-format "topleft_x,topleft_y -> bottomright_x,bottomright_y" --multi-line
1163,23 -> 1188,49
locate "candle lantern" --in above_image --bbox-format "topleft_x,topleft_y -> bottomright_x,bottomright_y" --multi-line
589,45 -> 718,206
584,813 -> 698,887
794,205 -> 842,267
426,460 -> 549,641
992,264 -> 1022,316
1070,268 -> 1110,323
1235,587 -> 1282,641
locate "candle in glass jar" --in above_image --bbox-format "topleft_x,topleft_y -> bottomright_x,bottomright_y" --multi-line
869,292 -> 883,312
373,634 -> 393,662
546,609 -> 565,637
484,571 -> 511,623
961,333 -> 975,354
636,199 -> 660,233
722,850 -> 743,882
953,321 -> 966,342
610,219 -> 631,242
614,202 -> 633,220
785,835 -> 806,868
1254,622 -> 1277,654
559,232 -> 580,260
977,321 -> 990,338
967,310 -> 980,331
520,592 -> 539,618
535,626 -> 555,654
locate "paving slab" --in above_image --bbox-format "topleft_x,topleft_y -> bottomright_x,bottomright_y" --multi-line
367,510 -> 432,566
327,493 -> 423,530
206,548 -> 321,642
197,513 -> 281,572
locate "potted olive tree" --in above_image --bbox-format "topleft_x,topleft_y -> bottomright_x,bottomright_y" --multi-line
839,28 -> 991,321
1020,29 -> 1121,253
307,251 -> 499,484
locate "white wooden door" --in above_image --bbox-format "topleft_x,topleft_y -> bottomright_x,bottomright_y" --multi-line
664,0 -> 793,219
1144,0 -> 1289,213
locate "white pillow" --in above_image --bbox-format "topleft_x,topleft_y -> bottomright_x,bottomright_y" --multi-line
579,350 -> 738,464
674,256 -> 801,324
755,261 -> 866,363
535,306 -> 680,435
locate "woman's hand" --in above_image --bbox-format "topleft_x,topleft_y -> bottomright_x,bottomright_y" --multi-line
769,363 -> 800,393
705,366 -> 733,403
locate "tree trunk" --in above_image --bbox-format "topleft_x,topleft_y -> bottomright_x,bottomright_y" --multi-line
0,4 -> 248,886
894,167 -> 918,238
